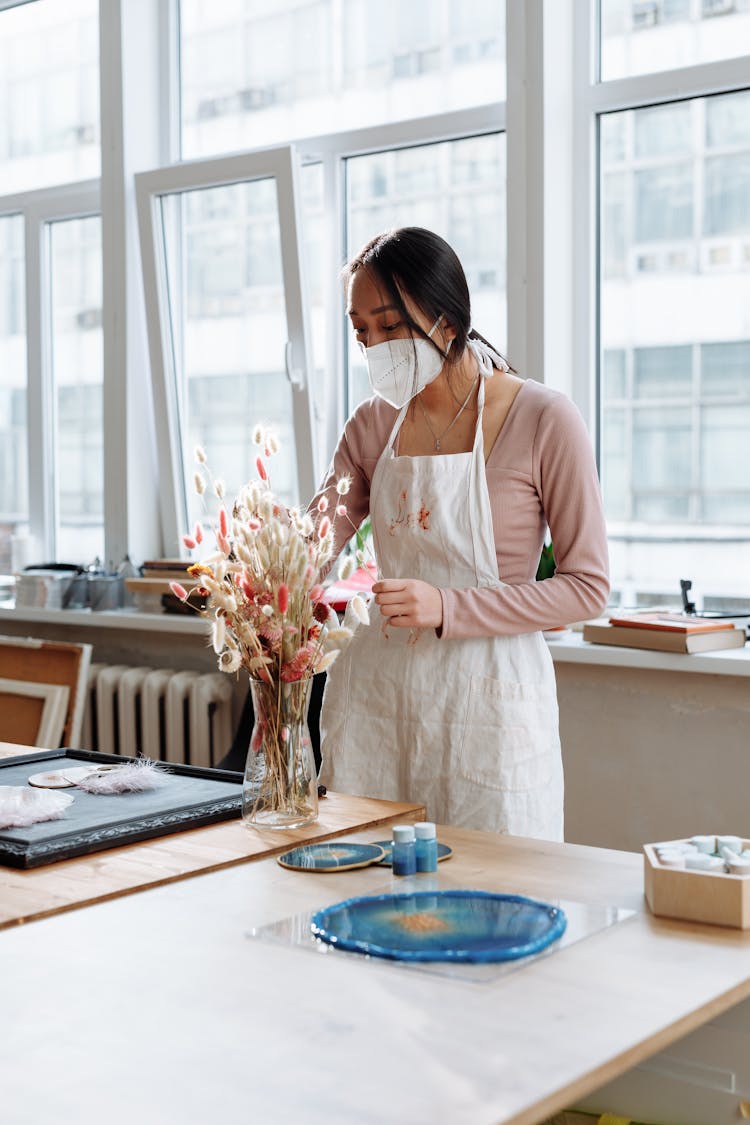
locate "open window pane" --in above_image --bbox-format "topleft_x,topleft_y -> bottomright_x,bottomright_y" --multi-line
159,179 -> 298,530
599,90 -> 750,601
0,214 -> 26,574
49,216 -> 103,564
600,0 -> 750,81
345,133 -> 506,407
0,0 -> 99,194
180,0 -> 506,159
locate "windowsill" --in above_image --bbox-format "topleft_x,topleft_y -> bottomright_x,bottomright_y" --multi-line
0,603 -> 209,636
0,603 -> 748,675
547,629 -> 750,677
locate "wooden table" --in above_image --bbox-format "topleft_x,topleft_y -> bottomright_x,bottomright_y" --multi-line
2,824 -> 749,1125
0,741 -> 424,929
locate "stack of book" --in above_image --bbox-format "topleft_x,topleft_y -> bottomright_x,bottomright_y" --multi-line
583,613 -> 747,654
125,559 -> 199,614
140,559 -> 194,580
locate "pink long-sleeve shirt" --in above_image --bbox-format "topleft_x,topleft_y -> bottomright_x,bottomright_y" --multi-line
311,378 -> 610,639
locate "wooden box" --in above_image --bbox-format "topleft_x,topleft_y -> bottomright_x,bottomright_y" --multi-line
644,841 -> 750,929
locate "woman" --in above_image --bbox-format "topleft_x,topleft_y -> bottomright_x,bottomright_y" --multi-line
311,227 -> 609,840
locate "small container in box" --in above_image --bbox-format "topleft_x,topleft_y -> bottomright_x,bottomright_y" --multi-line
644,838 -> 750,929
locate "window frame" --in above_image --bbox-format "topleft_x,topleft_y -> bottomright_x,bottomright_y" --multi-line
135,145 -> 317,549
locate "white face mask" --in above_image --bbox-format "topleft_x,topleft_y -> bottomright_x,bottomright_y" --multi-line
363,315 -> 450,408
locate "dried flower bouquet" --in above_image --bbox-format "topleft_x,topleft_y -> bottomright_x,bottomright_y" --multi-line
170,430 -> 369,827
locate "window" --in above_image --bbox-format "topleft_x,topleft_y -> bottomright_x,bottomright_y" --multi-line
180,0 -> 506,159
50,216 -> 103,562
345,133 -> 506,406
137,149 -> 316,544
0,0 -> 99,194
601,0 -> 750,79
0,1 -> 101,572
12,3 -> 746,615
595,9 -> 750,603
128,0 -> 507,556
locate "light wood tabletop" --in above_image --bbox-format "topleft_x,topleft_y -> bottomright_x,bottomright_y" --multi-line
0,739 -> 424,929
2,823 -> 749,1125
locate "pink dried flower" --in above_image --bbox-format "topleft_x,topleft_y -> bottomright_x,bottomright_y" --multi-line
277,584 -> 289,614
317,495 -> 329,513
219,507 -> 228,537
310,584 -> 324,601
170,582 -> 188,601
318,516 -> 331,539
217,532 -> 231,555
182,535 -> 196,550
256,457 -> 267,482
248,518 -> 261,531
280,642 -> 316,682
335,504 -> 347,517
194,522 -> 203,545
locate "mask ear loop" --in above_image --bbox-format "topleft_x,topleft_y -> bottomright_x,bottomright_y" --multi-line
426,314 -> 453,359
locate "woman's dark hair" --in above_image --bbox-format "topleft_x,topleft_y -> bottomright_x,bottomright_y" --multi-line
343,226 -> 511,371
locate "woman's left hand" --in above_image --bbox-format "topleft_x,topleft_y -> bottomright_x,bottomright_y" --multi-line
372,579 -> 443,629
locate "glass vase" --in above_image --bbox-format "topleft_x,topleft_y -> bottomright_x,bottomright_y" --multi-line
242,675 -> 318,830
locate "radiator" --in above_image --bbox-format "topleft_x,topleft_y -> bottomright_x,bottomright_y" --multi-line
81,664 -> 235,768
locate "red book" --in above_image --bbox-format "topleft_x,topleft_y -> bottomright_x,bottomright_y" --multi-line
608,613 -> 734,634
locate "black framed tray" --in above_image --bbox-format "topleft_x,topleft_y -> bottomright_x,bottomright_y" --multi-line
0,749 -> 243,869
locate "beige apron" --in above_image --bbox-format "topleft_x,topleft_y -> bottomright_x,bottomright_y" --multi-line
320,379 -> 563,840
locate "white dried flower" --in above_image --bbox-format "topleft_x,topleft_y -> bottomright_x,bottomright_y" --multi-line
314,650 -> 340,674
324,626 -> 354,649
338,555 -> 356,581
335,475 -> 352,496
252,424 -> 264,446
218,648 -> 242,673
212,615 -> 226,654
194,472 -> 206,495
266,432 -> 279,455
355,549 -> 365,564
261,604 -> 274,617
195,445 -> 207,464
349,594 -> 370,626
214,479 -> 225,499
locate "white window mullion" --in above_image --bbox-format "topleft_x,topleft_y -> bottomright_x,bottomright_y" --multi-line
590,54 -> 750,115
280,146 -> 317,498
573,0 -> 600,436
99,0 -> 166,568
24,208 -> 53,560
320,150 -> 347,465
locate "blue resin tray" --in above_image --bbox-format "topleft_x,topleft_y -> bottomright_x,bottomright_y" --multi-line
277,842 -> 385,872
310,889 -> 566,963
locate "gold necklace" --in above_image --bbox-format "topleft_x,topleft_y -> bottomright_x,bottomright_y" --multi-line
417,376 -> 479,451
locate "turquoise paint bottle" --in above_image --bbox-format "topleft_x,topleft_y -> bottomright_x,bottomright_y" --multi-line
391,825 -> 417,875
415,822 -> 438,873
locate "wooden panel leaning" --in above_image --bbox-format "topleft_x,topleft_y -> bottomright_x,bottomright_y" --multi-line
0,636 -> 92,749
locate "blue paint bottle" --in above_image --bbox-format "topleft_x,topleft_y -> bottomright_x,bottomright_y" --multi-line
391,825 -> 417,876
415,822 -> 438,873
